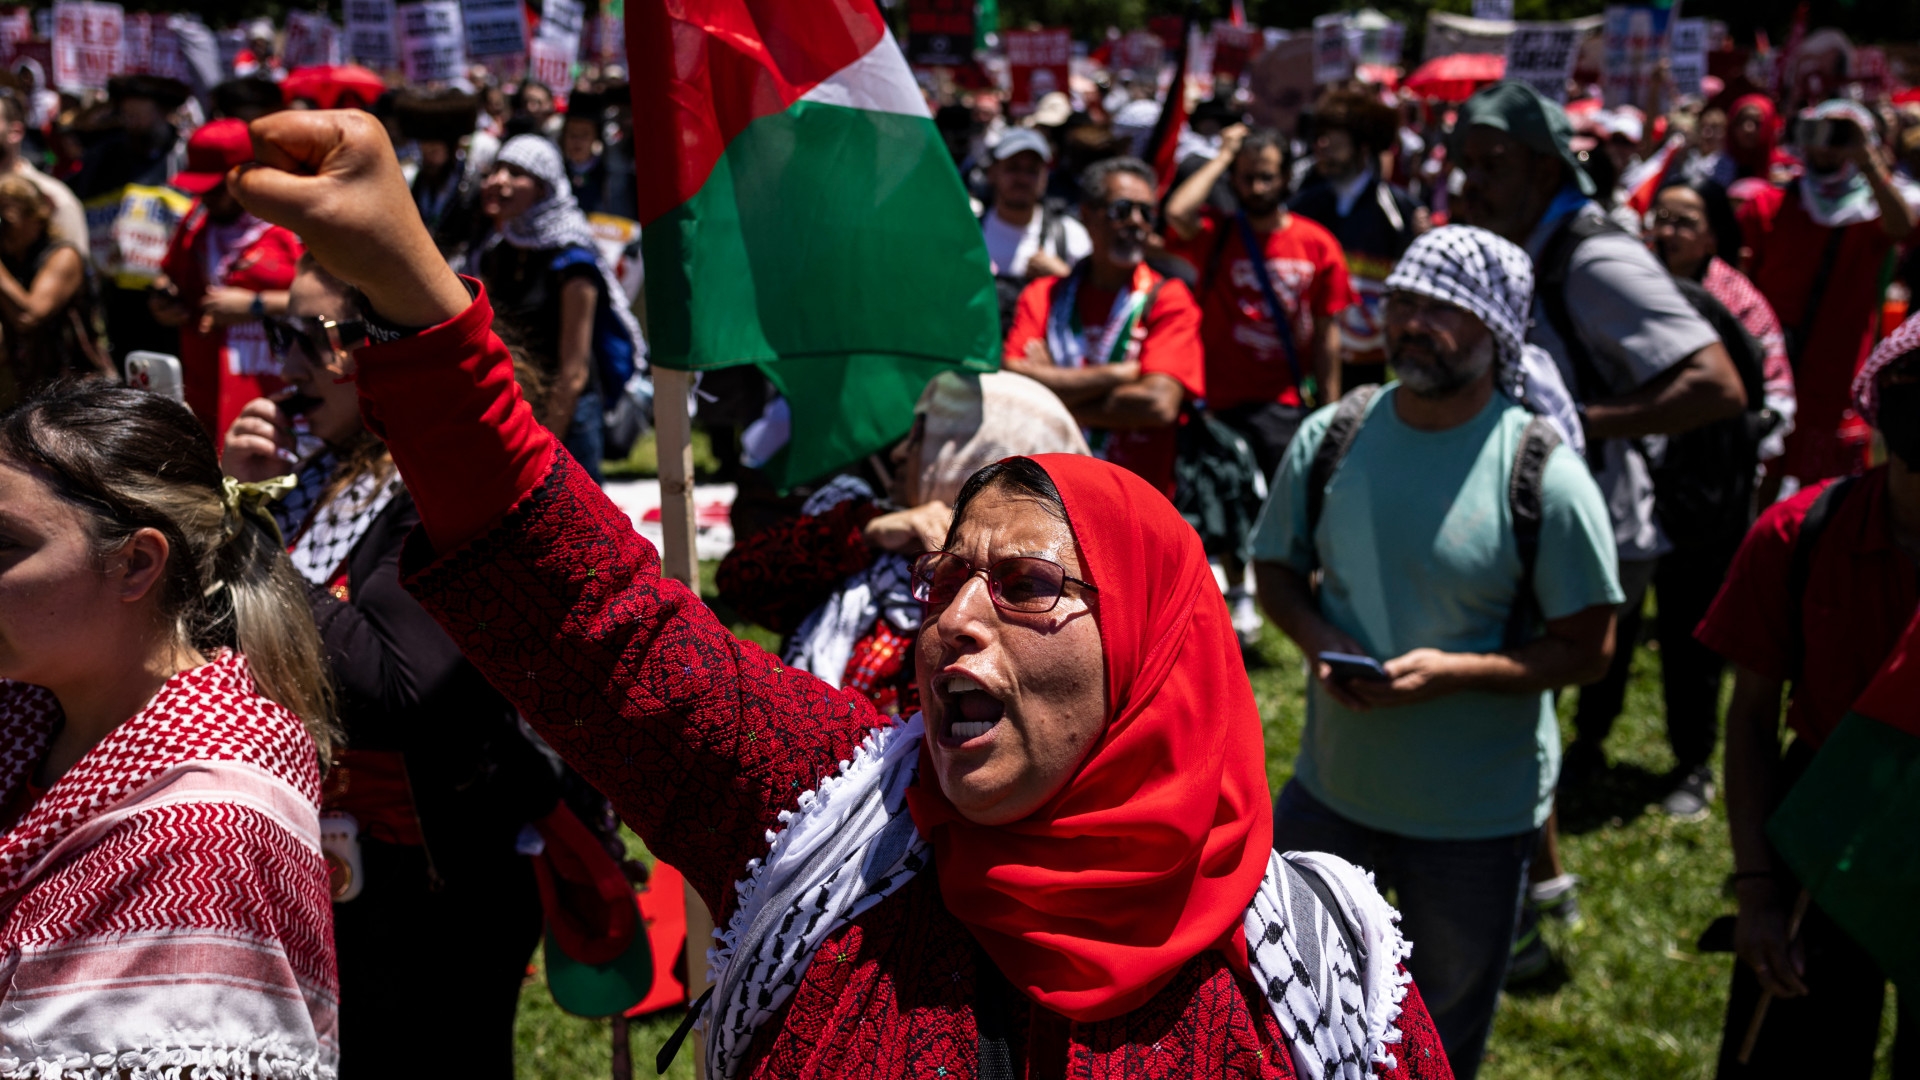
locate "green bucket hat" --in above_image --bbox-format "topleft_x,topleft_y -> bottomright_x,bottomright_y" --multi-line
1455,81 -> 1597,196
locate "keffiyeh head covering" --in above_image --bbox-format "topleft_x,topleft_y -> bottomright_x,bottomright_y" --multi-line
913,371 -> 1089,506
487,134 -> 644,358
1383,224 -> 1586,454
1853,314 -> 1920,427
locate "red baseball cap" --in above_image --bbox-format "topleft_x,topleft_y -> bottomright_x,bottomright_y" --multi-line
170,118 -> 256,196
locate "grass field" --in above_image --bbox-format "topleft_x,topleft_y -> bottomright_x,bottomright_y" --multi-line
511,584 -> 1900,1079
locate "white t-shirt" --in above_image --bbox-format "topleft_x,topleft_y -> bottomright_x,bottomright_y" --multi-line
981,206 -> 1091,279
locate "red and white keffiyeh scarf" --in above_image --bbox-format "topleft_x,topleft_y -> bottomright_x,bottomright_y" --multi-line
0,651 -> 338,1079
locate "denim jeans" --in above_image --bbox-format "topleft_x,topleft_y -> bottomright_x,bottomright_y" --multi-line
561,386 -> 605,485
1272,779 -> 1538,1080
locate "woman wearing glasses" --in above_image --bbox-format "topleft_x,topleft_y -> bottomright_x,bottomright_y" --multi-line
232,110 -> 1456,1080
222,256 -> 563,1079
716,369 -> 1088,717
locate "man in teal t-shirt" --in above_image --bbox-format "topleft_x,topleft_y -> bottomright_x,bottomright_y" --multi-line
1252,226 -> 1622,1080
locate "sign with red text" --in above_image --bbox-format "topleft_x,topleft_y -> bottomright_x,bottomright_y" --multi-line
529,35 -> 573,89
907,0 -> 971,67
52,1 -> 122,91
1005,28 -> 1069,112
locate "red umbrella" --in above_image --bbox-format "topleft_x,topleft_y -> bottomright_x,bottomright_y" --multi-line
1404,53 -> 1505,103
282,65 -> 389,110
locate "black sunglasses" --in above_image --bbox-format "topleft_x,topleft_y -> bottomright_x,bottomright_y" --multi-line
265,314 -> 368,366
910,551 -> 1098,614
1101,198 -> 1152,223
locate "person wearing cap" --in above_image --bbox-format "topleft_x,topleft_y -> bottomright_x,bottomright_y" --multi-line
980,128 -> 1090,336
1451,82 -> 1747,949
1292,86 -> 1425,392
150,118 -> 304,442
1738,99 -> 1920,489
1253,225 -> 1620,1080
1694,318 -> 1920,1079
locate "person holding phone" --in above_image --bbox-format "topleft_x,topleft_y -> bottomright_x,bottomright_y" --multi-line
1251,226 -> 1622,1080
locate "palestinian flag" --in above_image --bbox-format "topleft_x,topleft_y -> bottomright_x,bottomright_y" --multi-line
627,0 -> 998,488
1768,607 -> 1920,992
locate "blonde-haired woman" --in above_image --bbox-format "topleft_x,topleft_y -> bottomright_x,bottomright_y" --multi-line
0,175 -> 99,410
0,380 -> 339,1076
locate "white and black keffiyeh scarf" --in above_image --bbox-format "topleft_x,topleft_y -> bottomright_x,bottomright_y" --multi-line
782,477 -> 920,689
1383,225 -> 1586,457
699,712 -> 1409,1080
271,453 -> 403,586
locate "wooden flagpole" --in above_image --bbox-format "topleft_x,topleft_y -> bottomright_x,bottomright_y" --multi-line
651,366 -> 712,1079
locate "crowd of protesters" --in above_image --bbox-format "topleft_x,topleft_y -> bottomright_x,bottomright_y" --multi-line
0,15 -> 1915,1080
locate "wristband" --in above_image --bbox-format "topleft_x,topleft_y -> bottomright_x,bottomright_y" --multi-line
350,277 -> 480,345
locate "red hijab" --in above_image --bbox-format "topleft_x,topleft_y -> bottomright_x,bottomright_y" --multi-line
1730,94 -> 1784,180
906,454 -> 1273,1022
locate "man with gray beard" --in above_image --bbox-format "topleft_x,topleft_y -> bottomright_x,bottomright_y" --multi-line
1250,225 -> 1622,1080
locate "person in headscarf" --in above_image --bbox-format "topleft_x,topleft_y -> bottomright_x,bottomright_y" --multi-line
1726,94 -> 1792,183
1251,226 -> 1622,1080
717,370 -> 1090,716
474,133 -> 643,483
228,108 -> 1458,1080
1738,99 -> 1920,487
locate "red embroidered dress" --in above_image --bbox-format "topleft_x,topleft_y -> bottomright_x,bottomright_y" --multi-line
357,286 -> 1453,1080
0,652 -> 338,1077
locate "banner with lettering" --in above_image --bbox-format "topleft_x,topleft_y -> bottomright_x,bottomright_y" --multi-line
459,0 -> 524,58
52,1 -> 123,91
397,0 -> 465,83
1005,28 -> 1069,113
344,0 -> 397,68
1504,21 -> 1585,103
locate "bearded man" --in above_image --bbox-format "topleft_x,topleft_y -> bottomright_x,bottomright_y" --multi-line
1250,225 -> 1623,1080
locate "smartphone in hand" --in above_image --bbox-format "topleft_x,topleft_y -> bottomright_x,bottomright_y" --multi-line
1318,651 -> 1391,684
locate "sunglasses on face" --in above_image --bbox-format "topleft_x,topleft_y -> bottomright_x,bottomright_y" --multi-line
1101,198 -> 1152,223
265,314 -> 368,366
910,551 -> 1098,614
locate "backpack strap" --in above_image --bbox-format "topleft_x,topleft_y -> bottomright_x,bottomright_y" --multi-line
1305,385 -> 1379,559
1785,475 -> 1858,688
1535,210 -> 1623,471
1503,415 -> 1564,649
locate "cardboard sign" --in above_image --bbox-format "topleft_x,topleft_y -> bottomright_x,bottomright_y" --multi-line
344,0 -> 397,68
397,0 -> 465,83
1505,21 -> 1585,103
1472,0 -> 1514,21
1312,12 -> 1351,85
1210,24 -> 1258,82
52,1 -> 122,91
460,0 -> 524,58
906,0 -> 971,67
284,11 -> 342,68
1005,28 -> 1069,112
1668,17 -> 1706,97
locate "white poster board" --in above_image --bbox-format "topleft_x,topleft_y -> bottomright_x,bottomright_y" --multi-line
461,0 -> 526,59
1504,21 -> 1585,103
52,1 -> 123,91
345,0 -> 398,68
1669,17 -> 1707,97
1312,12 -> 1351,85
528,35 -> 573,90
537,0 -> 584,48
398,0 -> 465,82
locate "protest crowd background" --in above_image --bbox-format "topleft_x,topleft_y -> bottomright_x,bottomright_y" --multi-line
0,0 -> 1917,1078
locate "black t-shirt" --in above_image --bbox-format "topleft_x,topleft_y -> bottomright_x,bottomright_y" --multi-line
478,242 -> 603,384
1289,172 -> 1420,272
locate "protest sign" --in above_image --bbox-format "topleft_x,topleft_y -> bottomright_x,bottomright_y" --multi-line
344,0 -> 397,68
460,0 -> 524,58
1005,28 -> 1070,112
1669,17 -> 1706,97
1505,20 -> 1584,103
588,0 -> 623,65
537,0 -> 583,46
398,0 -> 465,83
1312,12 -> 1352,85
1353,14 -> 1403,68
1602,4 -> 1676,111
84,184 -> 192,288
124,13 -> 191,80
906,0 -> 971,67
1211,24 -> 1258,82
52,1 -> 123,91
284,11 -> 342,68
1473,0 -> 1514,21
0,9 -> 30,65
1113,29 -> 1163,74
528,35 -> 573,89
1249,33 -> 1314,134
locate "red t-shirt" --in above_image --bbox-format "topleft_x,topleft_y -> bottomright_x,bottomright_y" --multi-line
1738,187 -> 1897,483
161,205 -> 304,444
1165,210 -> 1351,410
1695,469 -> 1919,747
1003,268 -> 1205,498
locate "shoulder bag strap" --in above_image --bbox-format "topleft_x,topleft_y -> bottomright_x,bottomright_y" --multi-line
1305,385 -> 1379,561
1786,474 -> 1858,688
1233,210 -> 1310,402
1503,415 -> 1564,650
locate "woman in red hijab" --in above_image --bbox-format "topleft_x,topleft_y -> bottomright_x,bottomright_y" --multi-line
231,110 -> 1455,1080
1728,94 -> 1793,182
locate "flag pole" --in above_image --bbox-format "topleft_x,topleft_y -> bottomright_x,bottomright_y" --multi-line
653,366 -> 712,1078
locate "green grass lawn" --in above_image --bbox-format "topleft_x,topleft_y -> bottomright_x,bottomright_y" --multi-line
512,592 -> 1900,1079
